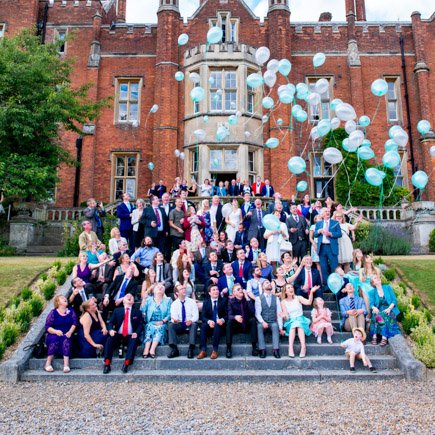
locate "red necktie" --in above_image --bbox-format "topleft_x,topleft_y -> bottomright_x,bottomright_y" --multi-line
239,263 -> 243,277
307,271 -> 312,293
122,308 -> 129,337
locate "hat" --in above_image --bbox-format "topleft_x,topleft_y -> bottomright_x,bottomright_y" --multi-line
352,327 -> 366,341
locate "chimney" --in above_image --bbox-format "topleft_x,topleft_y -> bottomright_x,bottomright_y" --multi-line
355,0 -> 367,21
319,12 -> 332,22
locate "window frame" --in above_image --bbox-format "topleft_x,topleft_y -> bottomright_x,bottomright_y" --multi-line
248,150 -> 256,184
114,78 -> 142,125
210,12 -> 239,44
111,153 -> 139,202
191,147 -> 199,181
0,23 -> 6,38
55,28 -> 67,55
310,152 -> 335,200
209,69 -> 237,113
393,150 -> 408,188
384,76 -> 402,124
306,76 -> 333,124
209,147 -> 238,172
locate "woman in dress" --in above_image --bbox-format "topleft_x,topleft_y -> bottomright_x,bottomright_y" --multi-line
264,210 -> 289,267
175,269 -> 196,300
44,295 -> 77,373
187,179 -> 198,197
309,214 -> 322,279
169,177 -> 182,198
131,198 -> 145,251
241,180 -> 251,195
175,252 -> 195,284
72,252 -> 108,284
200,178 -> 213,197
198,199 -> 213,244
271,266 -> 289,298
113,253 -> 139,281
141,283 -> 171,358
297,194 -> 311,221
281,252 -> 299,280
359,254 -> 381,297
281,284 -> 318,358
310,297 -> 334,344
369,276 -> 400,346
141,268 -> 157,299
225,199 -> 242,243
108,227 -> 127,256
182,205 -> 205,251
333,211 -> 361,272
77,298 -> 108,358
256,252 -> 274,281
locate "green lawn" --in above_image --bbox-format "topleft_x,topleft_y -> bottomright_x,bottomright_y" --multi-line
0,257 -> 73,308
387,259 -> 435,311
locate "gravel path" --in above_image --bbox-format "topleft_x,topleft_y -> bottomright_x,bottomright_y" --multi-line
0,380 -> 433,433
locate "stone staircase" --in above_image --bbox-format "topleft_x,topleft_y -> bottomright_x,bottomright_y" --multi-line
21,292 -> 404,382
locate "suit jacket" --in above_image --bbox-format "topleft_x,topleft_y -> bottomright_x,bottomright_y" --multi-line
231,260 -> 252,285
66,286 -> 93,315
211,204 -> 224,232
140,205 -> 168,238
141,296 -> 171,323
260,184 -> 275,198
83,206 -> 106,233
92,262 -> 115,285
234,230 -> 249,249
220,250 -> 237,263
112,249 -> 134,263
117,202 -> 135,232
105,275 -> 139,301
368,285 -> 400,316
228,184 -> 239,196
251,182 -> 265,196
246,207 -> 265,241
201,297 -> 228,323
203,260 -> 224,280
293,267 -> 322,294
193,247 -> 215,265
286,214 -> 309,245
108,306 -> 143,337
155,184 -> 167,198
246,248 -> 261,263
267,201 -> 290,215
314,219 -> 342,255
160,203 -> 172,221
150,263 -> 172,290
217,275 -> 244,294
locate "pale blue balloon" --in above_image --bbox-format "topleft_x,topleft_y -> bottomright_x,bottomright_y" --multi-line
203,115 -> 209,123
279,91 -> 293,104
371,79 -> 388,97
291,105 -> 302,117
190,87 -> 205,102
389,125 -> 402,139
417,120 -> 431,135
150,104 -> 159,113
327,273 -> 344,294
384,139 -> 399,153
263,214 -> 281,231
216,126 -> 228,142
361,139 -> 371,147
330,98 -> 343,111
296,89 -> 309,100
228,115 -> 238,126
382,151 -> 401,169
265,138 -> 279,149
365,168 -> 385,187
278,59 -> 292,76
359,115 -> 371,127
287,156 -> 306,174
209,76 -> 215,85
411,170 -> 429,189
147,162 -> 154,171
247,73 -> 264,89
207,26 -> 223,44
313,52 -> 326,68
178,33 -> 189,46
358,147 -> 375,160
262,97 -> 274,109
174,71 -> 185,81
296,83 -> 308,93
296,181 -> 308,192
277,118 -> 284,126
317,119 -> 331,137
295,110 -> 307,123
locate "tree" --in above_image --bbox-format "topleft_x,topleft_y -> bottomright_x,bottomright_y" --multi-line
0,30 -> 108,201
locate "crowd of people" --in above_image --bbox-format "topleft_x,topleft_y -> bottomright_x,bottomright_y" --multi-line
43,180 -> 401,374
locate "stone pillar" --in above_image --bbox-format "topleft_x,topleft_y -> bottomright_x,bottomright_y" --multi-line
9,218 -> 37,252
409,201 -> 435,253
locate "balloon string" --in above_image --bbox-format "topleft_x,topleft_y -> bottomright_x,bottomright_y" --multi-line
371,99 -> 382,124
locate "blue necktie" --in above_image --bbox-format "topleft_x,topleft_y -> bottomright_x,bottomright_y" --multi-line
212,300 -> 218,322
181,301 -> 186,327
350,297 -> 355,310
119,278 -> 129,298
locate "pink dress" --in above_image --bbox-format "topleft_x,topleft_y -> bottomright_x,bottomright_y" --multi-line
310,308 -> 334,337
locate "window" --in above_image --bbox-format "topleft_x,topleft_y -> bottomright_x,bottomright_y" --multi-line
0,23 -> 5,38
210,13 -> 238,43
247,74 -> 255,114
307,77 -> 332,123
55,29 -> 67,54
393,151 -> 407,187
210,70 -> 237,112
115,79 -> 141,124
248,151 -> 256,184
191,147 -> 199,181
385,77 -> 401,123
210,148 -> 237,171
311,152 -> 334,199
112,154 -> 138,201
192,73 -> 200,114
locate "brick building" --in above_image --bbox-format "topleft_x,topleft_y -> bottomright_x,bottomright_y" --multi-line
0,0 -> 434,205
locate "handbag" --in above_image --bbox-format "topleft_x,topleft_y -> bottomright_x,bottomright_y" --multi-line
280,239 -> 293,253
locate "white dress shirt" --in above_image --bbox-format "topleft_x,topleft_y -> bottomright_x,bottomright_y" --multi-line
170,297 -> 199,322
255,293 -> 283,329
323,220 -> 330,244
118,308 -> 132,335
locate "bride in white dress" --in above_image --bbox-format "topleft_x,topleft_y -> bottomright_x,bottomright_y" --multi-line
264,210 -> 289,264
225,199 -> 242,242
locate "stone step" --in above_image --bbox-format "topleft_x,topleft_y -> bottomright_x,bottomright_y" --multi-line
28,355 -> 397,371
21,368 -> 404,382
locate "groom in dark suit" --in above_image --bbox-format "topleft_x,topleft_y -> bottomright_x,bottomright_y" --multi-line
293,256 -> 323,298
103,293 -> 143,374
286,204 -> 309,262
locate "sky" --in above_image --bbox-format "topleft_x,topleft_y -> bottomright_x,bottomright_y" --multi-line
126,0 -> 434,23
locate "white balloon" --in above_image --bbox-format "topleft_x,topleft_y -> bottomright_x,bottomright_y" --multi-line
310,127 -> 320,141
174,150 -> 180,157
331,117 -> 341,130
263,70 -> 277,88
315,78 -> 329,94
267,59 -> 279,73
262,115 -> 269,123
245,131 -> 251,138
345,120 -> 357,134
392,128 -> 409,147
323,148 -> 343,165
307,92 -> 321,106
222,203 -> 233,218
430,146 -> 435,158
278,85 -> 289,95
335,103 -> 357,121
194,129 -> 206,141
179,152 -> 185,160
348,130 -> 365,148
255,46 -> 270,65
189,72 -> 201,84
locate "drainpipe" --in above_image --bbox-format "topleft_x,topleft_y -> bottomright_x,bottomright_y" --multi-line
73,137 -> 83,207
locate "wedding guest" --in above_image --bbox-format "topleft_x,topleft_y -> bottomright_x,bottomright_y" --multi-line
339,283 -> 367,332
341,327 -> 376,372
108,227 -> 128,256
131,198 -> 145,250
310,297 -> 334,344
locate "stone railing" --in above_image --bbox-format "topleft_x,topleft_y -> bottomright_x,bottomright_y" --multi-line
356,207 -> 407,221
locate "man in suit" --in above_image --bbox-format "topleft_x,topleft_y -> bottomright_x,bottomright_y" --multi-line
260,179 -> 275,198
225,283 -> 259,358
246,199 -> 266,250
202,251 -> 223,288
78,220 -> 104,254
102,265 -> 138,321
155,179 -> 167,198
209,195 -> 223,233
241,193 -> 254,231
193,240 -> 214,285
234,222 -> 248,250
293,256 -> 323,298
150,252 -> 172,293
245,238 -> 261,264
83,198 -> 106,241
140,195 -> 167,254
116,192 -> 135,245
267,192 -> 290,215
66,277 -> 94,317
255,280 -> 284,358
217,263 -> 244,296
103,293 -> 143,373
220,240 -> 237,263
228,179 -> 239,197
339,283 -> 367,332
286,204 -> 309,262
111,241 -> 133,263
231,248 -> 252,288
197,285 -> 227,359
179,190 -> 193,213
251,175 -> 265,197
92,252 -> 116,295
314,208 -> 342,289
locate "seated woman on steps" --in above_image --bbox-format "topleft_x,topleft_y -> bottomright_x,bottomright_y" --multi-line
310,297 -> 334,344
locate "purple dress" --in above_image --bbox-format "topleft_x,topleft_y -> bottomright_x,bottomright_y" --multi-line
45,309 -> 77,357
76,263 -> 92,283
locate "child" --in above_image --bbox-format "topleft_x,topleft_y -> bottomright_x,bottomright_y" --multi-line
310,297 -> 334,344
341,327 -> 376,372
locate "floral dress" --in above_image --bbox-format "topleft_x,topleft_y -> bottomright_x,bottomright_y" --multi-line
370,296 -> 401,339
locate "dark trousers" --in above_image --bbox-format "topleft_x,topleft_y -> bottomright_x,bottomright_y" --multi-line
226,318 -> 258,346
292,239 -> 308,262
296,287 -> 323,299
257,228 -> 266,250
171,236 -> 184,252
101,299 -> 117,322
199,322 -> 225,352
104,333 -> 139,363
153,232 -> 166,256
120,228 -> 134,249
168,322 -> 197,346
319,244 -> 338,287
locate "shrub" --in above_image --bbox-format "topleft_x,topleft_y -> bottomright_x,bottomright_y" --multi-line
40,272 -> 48,281
55,269 -> 67,286
41,281 -> 56,300
429,229 -> 435,252
14,303 -> 33,332
398,282 -> 407,293
102,214 -> 119,247
29,295 -> 44,317
373,257 -> 384,265
58,221 -> 80,257
354,221 -> 370,244
410,323 -> 435,368
0,307 -> 4,323
423,309 -> 433,324
356,224 -> 411,255
20,287 -> 33,301
402,310 -> 421,335
0,341 -> 5,360
0,322 -> 20,347
9,296 -> 21,308
64,260 -> 75,276
53,260 -> 62,271
383,269 -> 396,282
411,294 -> 421,310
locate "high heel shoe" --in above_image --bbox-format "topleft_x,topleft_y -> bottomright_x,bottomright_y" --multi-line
142,353 -> 149,359
299,346 -> 306,358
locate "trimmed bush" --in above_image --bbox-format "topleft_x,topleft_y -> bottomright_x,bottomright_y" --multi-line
0,307 -> 4,323
64,260 -> 75,276
0,322 -> 20,347
410,323 -> 435,368
383,269 -> 396,282
53,260 -> 62,271
55,269 -> 67,286
40,272 -> 48,281
411,294 -> 421,310
402,310 -> 421,335
356,224 -> 411,255
41,281 -> 56,301
14,303 -> 33,332
429,229 -> 435,253
9,296 -> 21,308
20,287 -> 33,301
0,341 -> 6,360
373,257 -> 384,265
29,295 -> 44,317
58,221 -> 80,257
